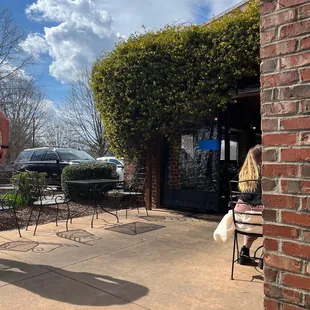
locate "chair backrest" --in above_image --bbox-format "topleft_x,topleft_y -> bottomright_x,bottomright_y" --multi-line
229,180 -> 263,236
24,170 -> 47,204
129,167 -> 147,193
0,171 -> 23,210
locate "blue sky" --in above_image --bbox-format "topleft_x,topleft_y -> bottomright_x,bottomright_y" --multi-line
4,0 -> 241,107
3,0 -> 68,105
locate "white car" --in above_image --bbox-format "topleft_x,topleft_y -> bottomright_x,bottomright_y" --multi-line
96,157 -> 124,181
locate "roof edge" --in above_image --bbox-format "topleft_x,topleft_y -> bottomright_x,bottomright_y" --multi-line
205,0 -> 251,25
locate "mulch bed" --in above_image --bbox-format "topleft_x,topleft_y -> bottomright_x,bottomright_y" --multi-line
0,197 -> 123,231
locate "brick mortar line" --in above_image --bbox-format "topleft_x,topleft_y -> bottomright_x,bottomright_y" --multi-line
265,267 -> 307,279
261,99 -> 309,103
261,35 -> 310,49
261,6 -> 308,19
261,67 -> 310,76
261,83 -> 310,90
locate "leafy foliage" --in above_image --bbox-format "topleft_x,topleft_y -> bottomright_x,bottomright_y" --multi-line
61,162 -> 118,202
10,171 -> 47,205
92,1 -> 260,161
0,193 -> 24,207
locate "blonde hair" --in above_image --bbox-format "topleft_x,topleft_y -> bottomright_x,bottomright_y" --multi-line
238,145 -> 262,192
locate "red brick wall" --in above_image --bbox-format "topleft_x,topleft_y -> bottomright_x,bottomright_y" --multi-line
261,1 -> 310,309
151,137 -> 163,209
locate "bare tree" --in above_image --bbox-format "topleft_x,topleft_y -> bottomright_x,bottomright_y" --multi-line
61,68 -> 109,157
38,114 -> 82,149
0,6 -> 41,164
0,7 -> 33,82
0,75 -> 48,163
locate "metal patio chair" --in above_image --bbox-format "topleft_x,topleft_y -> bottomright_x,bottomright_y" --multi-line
0,172 -> 22,237
24,171 -> 70,235
114,168 -> 149,218
229,179 -> 263,280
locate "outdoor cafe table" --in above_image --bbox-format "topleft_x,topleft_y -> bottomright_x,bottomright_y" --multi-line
65,179 -> 122,228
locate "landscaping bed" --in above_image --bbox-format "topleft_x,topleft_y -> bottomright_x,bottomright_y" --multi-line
0,198 -> 120,231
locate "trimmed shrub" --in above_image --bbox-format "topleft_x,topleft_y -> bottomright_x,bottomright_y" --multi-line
10,171 -> 47,206
61,162 -> 118,202
0,193 -> 24,207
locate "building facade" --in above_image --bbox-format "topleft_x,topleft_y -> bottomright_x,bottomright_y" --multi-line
261,0 -> 310,309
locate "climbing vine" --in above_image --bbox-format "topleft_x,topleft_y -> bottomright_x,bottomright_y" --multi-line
91,0 -> 260,161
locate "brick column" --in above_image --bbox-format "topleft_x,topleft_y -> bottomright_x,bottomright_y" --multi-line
261,1 -> 310,309
168,133 -> 181,189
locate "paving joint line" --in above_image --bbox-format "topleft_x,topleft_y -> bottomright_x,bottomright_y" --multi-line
50,267 -> 152,310
58,239 -> 148,270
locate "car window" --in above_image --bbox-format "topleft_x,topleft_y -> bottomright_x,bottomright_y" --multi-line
30,150 -> 46,161
56,149 -> 95,161
109,159 -> 123,166
15,150 -> 33,162
44,151 -> 58,161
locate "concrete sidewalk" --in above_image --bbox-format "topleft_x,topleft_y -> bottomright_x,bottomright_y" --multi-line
0,209 -> 263,310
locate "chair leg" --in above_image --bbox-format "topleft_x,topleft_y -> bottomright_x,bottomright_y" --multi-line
231,233 -> 237,280
12,208 -> 21,237
125,197 -> 128,219
136,196 -> 140,214
55,202 -> 59,226
66,203 -> 70,231
25,206 -> 35,231
33,207 -> 43,236
143,195 -> 149,216
91,207 -> 96,228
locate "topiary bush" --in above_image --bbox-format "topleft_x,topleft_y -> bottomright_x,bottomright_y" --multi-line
91,1 -> 260,161
61,162 -> 118,202
10,171 -> 47,206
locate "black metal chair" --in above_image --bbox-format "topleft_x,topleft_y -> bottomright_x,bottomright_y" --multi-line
229,180 -> 263,280
25,171 -> 70,235
115,168 -> 149,218
0,172 -> 21,237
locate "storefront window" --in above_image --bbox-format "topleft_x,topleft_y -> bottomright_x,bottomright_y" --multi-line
179,125 -> 219,191
220,140 -> 238,161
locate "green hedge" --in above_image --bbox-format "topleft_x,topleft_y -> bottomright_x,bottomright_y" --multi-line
61,162 -> 118,202
0,193 -> 24,207
10,171 -> 47,206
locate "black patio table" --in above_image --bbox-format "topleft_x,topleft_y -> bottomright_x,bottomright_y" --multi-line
65,179 -> 123,228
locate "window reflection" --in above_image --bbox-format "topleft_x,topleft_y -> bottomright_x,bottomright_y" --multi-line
179,126 -> 218,191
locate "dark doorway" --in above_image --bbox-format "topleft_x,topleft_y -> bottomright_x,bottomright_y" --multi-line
161,94 -> 261,214
162,123 -> 221,213
219,94 -> 261,213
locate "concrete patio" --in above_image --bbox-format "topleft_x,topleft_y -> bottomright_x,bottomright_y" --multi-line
0,209 -> 263,310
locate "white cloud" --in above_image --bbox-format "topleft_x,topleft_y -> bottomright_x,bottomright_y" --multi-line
20,33 -> 49,57
22,0 -> 241,84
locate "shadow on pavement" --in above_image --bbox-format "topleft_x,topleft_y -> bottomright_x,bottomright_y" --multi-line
0,258 -> 149,307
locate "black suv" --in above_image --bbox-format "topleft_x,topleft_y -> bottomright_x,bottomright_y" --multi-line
14,147 -> 96,185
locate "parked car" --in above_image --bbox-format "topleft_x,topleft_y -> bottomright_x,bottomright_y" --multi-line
14,147 -> 96,185
96,157 -> 124,181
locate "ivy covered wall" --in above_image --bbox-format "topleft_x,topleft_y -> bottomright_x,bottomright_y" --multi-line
91,0 -> 260,161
